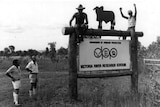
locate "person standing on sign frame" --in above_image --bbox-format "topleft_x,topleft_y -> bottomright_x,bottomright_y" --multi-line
119,4 -> 137,40
69,4 -> 89,43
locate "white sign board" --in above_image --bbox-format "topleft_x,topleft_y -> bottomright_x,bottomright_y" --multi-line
79,39 -> 131,71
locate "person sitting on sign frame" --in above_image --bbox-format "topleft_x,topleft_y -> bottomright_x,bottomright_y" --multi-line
69,4 -> 89,43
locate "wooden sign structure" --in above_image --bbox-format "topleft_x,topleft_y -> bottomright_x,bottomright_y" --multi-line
62,27 -> 143,104
79,39 -> 130,71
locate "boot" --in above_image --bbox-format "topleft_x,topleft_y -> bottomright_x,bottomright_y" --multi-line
29,90 -> 33,98
32,88 -> 38,100
13,92 -> 20,106
33,88 -> 36,95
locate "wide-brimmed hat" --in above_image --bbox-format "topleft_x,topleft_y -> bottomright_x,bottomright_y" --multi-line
76,4 -> 85,10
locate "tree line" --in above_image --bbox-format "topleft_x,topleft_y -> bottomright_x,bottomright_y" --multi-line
2,40 -> 159,60
0,43 -> 68,58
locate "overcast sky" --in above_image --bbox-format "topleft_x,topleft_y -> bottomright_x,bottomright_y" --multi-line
0,0 -> 159,51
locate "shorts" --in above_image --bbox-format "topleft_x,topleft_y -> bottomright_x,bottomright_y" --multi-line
29,73 -> 38,83
12,80 -> 21,89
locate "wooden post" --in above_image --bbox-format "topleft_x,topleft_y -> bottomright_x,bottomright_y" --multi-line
68,32 -> 78,100
62,27 -> 143,102
131,31 -> 139,106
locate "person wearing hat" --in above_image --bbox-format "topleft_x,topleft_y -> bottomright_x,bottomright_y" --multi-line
25,56 -> 39,98
5,59 -> 21,106
69,4 -> 88,43
119,4 -> 137,40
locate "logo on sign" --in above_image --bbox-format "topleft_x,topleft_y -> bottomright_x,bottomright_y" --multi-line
94,46 -> 117,59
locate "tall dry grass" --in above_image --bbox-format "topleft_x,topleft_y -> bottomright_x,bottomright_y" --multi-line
0,56 -> 156,107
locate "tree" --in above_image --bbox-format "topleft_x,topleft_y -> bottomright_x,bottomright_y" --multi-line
45,47 -> 49,56
27,49 -> 39,56
0,51 -> 4,56
4,47 -> 10,57
137,42 -> 147,59
48,42 -> 57,62
146,41 -> 160,58
9,45 -> 15,53
57,47 -> 68,55
15,50 -> 22,56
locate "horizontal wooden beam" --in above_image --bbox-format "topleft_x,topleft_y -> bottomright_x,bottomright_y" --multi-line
77,71 -> 133,78
62,27 -> 143,37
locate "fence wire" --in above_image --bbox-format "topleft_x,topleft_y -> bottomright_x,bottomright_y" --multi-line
145,65 -> 160,107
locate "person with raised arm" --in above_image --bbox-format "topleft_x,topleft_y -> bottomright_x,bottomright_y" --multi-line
120,4 -> 137,40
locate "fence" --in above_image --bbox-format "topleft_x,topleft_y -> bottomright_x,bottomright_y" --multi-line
144,59 -> 160,106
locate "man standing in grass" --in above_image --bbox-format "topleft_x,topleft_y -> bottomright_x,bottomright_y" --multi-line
25,56 -> 39,98
5,59 -> 21,106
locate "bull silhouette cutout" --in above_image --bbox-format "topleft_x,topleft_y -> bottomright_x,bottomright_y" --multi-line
93,6 -> 115,29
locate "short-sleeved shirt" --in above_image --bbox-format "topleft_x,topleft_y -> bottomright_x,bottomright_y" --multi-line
26,61 -> 39,74
73,12 -> 87,25
6,65 -> 21,80
128,16 -> 136,28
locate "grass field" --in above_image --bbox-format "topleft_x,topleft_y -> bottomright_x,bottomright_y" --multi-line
0,57 -> 156,107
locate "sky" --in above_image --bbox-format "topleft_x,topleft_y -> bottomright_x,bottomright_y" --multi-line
0,0 -> 159,51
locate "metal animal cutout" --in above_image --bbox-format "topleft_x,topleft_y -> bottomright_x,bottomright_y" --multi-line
93,6 -> 115,29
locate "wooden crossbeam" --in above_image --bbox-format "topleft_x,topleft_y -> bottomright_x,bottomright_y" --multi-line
62,27 -> 143,37
78,71 -> 133,78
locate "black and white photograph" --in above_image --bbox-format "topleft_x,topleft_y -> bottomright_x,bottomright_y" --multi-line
0,0 -> 159,107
